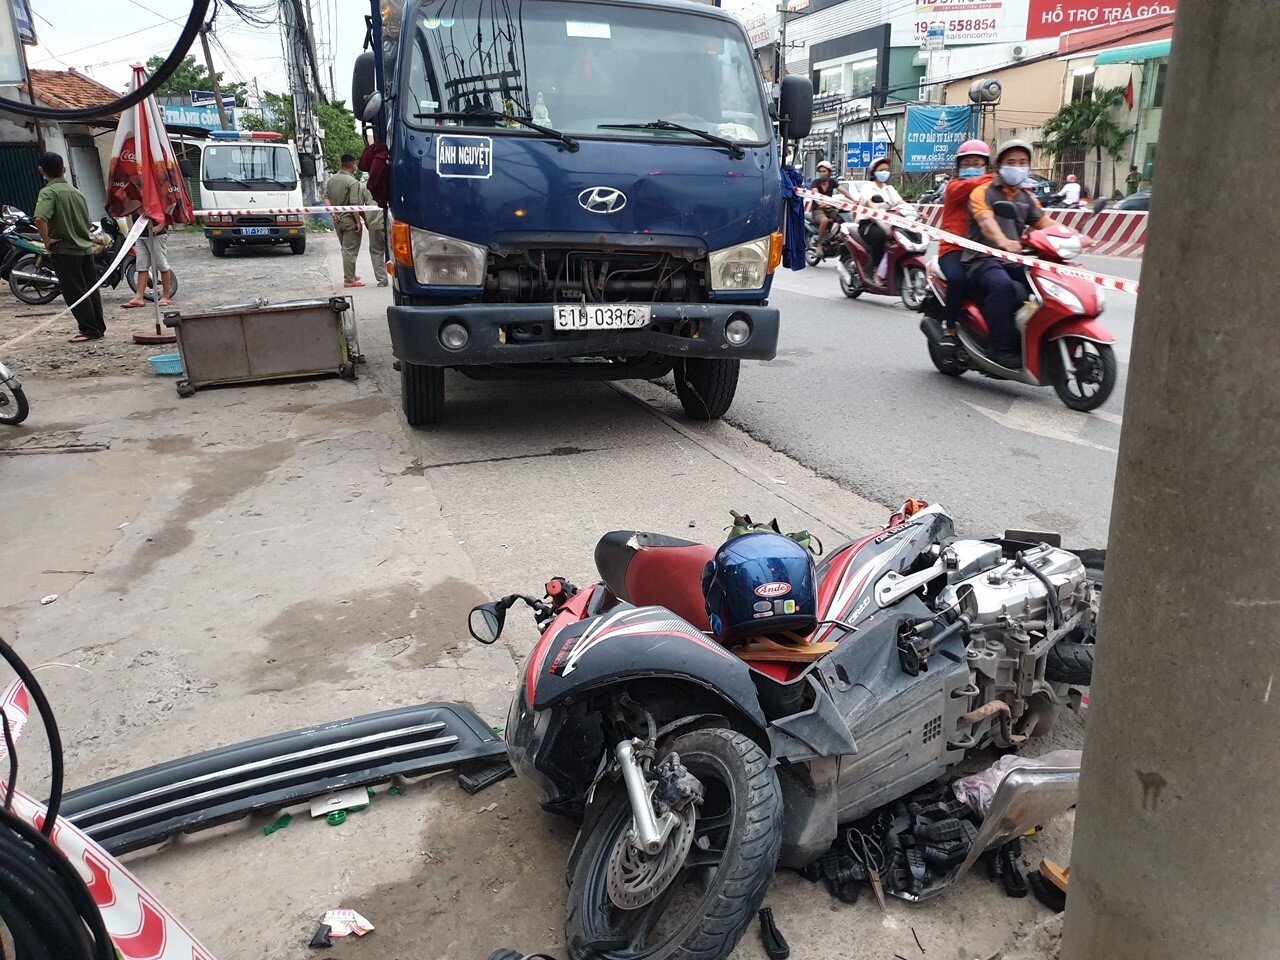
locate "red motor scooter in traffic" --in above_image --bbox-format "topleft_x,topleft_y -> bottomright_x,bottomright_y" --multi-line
918,206 -> 1118,411
835,205 -> 931,309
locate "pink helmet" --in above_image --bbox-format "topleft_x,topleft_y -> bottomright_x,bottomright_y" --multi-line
956,139 -> 991,163
1067,174 -> 1078,183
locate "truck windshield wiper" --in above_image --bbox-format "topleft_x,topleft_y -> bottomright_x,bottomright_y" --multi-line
413,110 -> 578,152
597,119 -> 745,159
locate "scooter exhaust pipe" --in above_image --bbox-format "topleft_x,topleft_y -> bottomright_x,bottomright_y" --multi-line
919,314 -> 946,345
9,269 -> 57,286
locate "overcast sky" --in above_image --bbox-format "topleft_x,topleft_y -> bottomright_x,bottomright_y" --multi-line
25,0 -> 758,101
25,0 -> 368,102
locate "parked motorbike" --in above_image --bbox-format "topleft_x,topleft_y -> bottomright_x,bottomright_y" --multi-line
469,501 -> 1098,960
835,204 -> 930,308
917,201 -> 1117,411
0,359 -> 28,425
2,216 -> 178,305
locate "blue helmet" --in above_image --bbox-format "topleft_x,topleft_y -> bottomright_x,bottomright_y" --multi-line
702,532 -> 817,645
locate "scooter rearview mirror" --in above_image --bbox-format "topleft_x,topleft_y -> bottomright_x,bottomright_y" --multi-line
468,602 -> 505,644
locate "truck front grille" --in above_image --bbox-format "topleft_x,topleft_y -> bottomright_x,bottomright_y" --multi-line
485,248 -> 707,304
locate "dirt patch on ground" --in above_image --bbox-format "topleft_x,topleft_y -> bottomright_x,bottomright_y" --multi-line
113,438 -> 296,584
248,577 -> 488,692
54,646 -> 218,772
342,777 -> 576,960
2,230 -> 335,381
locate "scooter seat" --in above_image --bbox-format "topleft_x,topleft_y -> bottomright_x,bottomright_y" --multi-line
594,531 -> 714,633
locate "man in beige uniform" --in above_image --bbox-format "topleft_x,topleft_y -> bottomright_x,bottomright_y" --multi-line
325,154 -> 364,287
357,178 -> 387,286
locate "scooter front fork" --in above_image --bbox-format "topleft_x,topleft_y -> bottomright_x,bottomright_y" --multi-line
615,739 -> 679,855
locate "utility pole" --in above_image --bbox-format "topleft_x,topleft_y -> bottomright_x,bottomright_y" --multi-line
777,4 -> 788,81
1060,4 -> 1280,959
198,22 -> 231,130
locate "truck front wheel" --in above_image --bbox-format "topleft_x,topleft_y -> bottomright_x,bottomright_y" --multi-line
674,358 -> 739,421
401,362 -> 445,426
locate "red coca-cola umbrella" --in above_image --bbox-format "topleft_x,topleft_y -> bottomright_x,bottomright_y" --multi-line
107,64 -> 195,344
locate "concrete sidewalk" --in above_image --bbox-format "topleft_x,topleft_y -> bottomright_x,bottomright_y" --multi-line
0,232 -> 1079,959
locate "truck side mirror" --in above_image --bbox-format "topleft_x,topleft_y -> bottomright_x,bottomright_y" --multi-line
361,92 -> 383,123
779,75 -> 813,141
178,159 -> 195,178
352,52 -> 377,121
298,153 -> 317,179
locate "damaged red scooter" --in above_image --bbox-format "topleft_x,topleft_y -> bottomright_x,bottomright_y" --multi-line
469,502 -> 1098,960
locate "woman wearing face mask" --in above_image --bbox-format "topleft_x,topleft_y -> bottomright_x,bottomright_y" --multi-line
937,140 -> 992,334
856,157 -> 904,283
962,140 -> 1069,369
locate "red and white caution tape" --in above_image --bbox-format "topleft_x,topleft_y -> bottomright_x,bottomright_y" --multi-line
193,205 -> 378,216
798,188 -> 1141,295
0,679 -> 219,959
1,216 -> 151,351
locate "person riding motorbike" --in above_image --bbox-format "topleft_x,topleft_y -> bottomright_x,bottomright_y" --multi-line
808,161 -> 857,253
1052,173 -> 1083,207
964,139 -> 1086,370
938,140 -> 992,339
857,157 -> 906,283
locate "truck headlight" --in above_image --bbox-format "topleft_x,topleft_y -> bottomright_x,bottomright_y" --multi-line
708,237 -> 771,291
410,227 -> 486,286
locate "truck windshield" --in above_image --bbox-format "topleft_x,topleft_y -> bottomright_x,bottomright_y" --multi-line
402,0 -> 769,146
202,144 -> 298,190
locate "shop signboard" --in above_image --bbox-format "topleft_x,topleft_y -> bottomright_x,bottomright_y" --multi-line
1026,0 -> 1176,40
902,104 -> 976,172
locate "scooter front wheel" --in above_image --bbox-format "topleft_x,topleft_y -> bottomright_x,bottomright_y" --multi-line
565,727 -> 781,960
899,265 -> 928,310
838,259 -> 863,299
0,382 -> 28,425
1050,337 -> 1117,411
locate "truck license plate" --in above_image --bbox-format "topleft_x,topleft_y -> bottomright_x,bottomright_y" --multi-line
553,304 -> 651,331
241,227 -> 271,236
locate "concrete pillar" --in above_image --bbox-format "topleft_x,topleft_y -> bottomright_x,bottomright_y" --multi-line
1060,4 -> 1280,959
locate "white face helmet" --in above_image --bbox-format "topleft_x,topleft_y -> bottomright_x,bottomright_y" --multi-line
816,161 -> 833,172
996,139 -> 1035,166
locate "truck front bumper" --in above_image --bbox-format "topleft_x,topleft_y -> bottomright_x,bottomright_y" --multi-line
387,302 -> 778,367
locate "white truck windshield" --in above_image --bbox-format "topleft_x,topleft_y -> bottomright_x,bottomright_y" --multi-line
202,144 -> 298,190
403,0 -> 769,145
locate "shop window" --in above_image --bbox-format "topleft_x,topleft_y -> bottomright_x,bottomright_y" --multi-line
1149,61 -> 1168,109
1071,69 -> 1095,102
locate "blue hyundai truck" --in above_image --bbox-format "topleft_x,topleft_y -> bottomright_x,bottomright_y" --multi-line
355,0 -> 811,425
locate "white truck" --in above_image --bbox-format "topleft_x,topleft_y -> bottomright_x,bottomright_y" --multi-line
197,132 -> 308,257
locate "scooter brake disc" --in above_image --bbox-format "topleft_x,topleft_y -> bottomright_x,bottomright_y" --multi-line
606,804 -> 697,911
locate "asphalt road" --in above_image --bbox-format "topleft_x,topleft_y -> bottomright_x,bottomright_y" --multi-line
721,253 -> 1143,547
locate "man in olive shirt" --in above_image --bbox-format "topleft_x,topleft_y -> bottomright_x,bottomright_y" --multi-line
325,154 -> 364,287
33,152 -> 105,342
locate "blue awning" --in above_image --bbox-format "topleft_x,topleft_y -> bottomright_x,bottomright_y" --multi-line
1093,39 -> 1172,64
